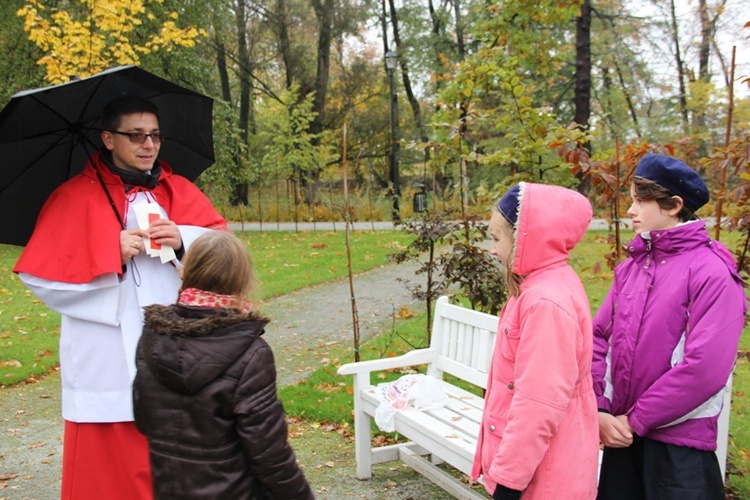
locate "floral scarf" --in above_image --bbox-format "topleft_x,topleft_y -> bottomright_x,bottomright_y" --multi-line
178,288 -> 253,313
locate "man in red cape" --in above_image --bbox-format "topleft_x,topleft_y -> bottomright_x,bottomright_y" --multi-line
14,96 -> 228,499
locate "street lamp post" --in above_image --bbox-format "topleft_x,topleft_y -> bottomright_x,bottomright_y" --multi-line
385,50 -> 400,222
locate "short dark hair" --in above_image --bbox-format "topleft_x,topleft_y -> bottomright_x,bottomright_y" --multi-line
633,177 -> 697,222
102,96 -> 159,131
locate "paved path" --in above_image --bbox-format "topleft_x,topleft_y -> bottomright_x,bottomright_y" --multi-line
228,218 -> 668,232
262,261 -> 423,387
0,259 -> 471,499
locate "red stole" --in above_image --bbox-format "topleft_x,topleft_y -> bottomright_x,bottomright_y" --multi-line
14,152 -> 227,283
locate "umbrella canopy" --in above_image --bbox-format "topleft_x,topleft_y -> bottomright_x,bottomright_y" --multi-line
0,65 -> 215,247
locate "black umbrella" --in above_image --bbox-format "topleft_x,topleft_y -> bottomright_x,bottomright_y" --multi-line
0,65 -> 215,247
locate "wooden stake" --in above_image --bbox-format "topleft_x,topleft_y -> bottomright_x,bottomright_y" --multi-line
343,124 -> 361,362
714,46 -> 736,242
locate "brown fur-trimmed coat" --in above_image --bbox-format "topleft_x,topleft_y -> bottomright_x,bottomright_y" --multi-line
133,304 -> 314,499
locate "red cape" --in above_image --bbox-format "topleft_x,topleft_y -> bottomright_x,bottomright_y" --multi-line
14,152 -> 227,283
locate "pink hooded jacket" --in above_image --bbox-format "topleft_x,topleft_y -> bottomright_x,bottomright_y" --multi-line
472,183 -> 599,499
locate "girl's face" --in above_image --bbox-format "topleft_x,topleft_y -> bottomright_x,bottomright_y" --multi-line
489,211 -> 514,267
627,184 -> 681,235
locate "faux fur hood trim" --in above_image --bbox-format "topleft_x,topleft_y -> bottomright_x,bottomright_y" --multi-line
138,304 -> 271,395
144,304 -> 269,338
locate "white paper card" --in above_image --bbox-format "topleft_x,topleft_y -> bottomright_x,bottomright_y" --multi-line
132,200 -> 177,263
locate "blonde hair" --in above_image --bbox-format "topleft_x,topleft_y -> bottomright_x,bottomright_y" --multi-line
180,231 -> 255,298
491,205 -> 524,297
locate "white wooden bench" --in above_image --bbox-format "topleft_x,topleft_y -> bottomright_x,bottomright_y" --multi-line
337,296 -> 498,499
337,295 -> 734,497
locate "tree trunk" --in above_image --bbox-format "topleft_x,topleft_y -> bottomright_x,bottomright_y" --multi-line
453,0 -> 465,60
698,0 -> 711,82
694,0 -> 711,135
427,0 -> 447,96
669,0 -> 690,132
387,0 -> 426,143
275,0 -> 294,90
695,0 -> 726,147
216,38 -> 232,103
427,0 -> 442,57
712,38 -> 730,87
573,0 -> 591,195
305,0 -> 335,205
614,61 -> 641,137
233,0 -> 253,205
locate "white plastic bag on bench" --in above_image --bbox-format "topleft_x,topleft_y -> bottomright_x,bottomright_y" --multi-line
374,374 -> 449,432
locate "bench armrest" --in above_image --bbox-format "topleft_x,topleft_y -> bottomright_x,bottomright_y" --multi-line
337,348 -> 436,377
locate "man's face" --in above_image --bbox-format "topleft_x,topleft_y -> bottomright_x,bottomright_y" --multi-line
101,112 -> 161,173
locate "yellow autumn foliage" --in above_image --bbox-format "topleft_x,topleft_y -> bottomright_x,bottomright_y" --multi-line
18,0 -> 207,84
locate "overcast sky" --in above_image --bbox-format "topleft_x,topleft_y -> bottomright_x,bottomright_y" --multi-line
631,0 -> 749,98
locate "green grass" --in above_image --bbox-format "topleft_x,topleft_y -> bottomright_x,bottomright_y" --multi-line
0,244 -> 59,386
0,230 -> 412,386
240,230 -> 411,298
279,229 -> 750,496
280,230 -> 620,425
2,227 -> 749,495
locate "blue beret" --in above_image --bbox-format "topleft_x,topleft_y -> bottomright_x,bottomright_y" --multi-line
497,184 -> 521,225
634,154 -> 709,212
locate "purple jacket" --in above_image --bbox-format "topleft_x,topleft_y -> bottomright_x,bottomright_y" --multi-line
592,221 -> 746,451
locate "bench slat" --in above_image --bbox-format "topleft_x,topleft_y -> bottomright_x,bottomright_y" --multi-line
358,382 -> 483,477
338,295 -> 723,497
338,296 -> 499,494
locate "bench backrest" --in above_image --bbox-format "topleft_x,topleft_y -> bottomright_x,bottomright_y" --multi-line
426,296 -> 499,390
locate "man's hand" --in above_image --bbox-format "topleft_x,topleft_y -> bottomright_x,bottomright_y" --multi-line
120,228 -> 150,264
147,218 -> 183,251
599,412 -> 634,448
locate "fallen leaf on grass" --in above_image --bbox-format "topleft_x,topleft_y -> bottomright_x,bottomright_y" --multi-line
29,442 -> 46,449
397,307 -> 416,319
314,383 -> 341,393
372,435 -> 398,447
0,360 -> 21,368
0,473 -> 18,481
397,368 -> 417,374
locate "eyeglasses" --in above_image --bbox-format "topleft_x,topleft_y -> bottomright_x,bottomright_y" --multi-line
108,130 -> 165,144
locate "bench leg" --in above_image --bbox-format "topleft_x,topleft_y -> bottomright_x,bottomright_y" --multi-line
352,375 -> 373,480
399,447 -> 486,500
